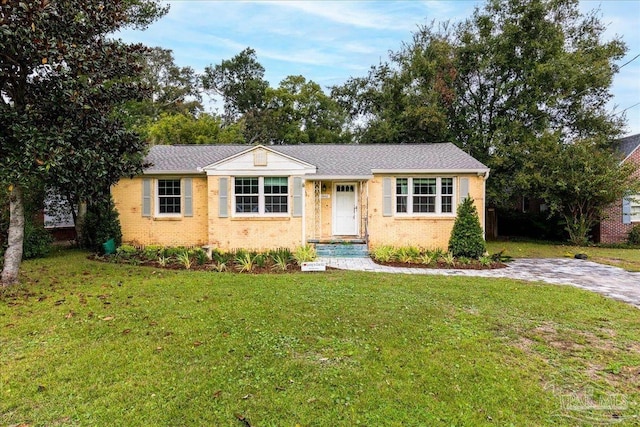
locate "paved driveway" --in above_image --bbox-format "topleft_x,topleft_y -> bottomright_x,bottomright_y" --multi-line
320,257 -> 640,308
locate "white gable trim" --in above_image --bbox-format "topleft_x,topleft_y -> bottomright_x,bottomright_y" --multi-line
201,145 -> 316,176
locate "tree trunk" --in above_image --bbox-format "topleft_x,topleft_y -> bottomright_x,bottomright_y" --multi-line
1,185 -> 25,286
74,201 -> 87,246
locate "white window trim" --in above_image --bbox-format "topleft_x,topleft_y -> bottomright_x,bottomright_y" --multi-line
631,194 -> 640,223
395,177 -> 456,217
232,176 -> 290,217
155,178 -> 182,217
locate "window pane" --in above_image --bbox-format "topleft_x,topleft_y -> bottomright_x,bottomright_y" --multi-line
441,178 -> 453,195
414,178 -> 436,195
264,177 -> 288,213
396,196 -> 407,213
235,177 -> 259,213
235,177 -> 258,195
441,196 -> 453,213
441,178 -> 453,213
264,177 -> 288,195
158,179 -> 181,214
414,195 -> 436,213
265,196 -> 288,213
396,178 -> 408,213
236,196 -> 259,213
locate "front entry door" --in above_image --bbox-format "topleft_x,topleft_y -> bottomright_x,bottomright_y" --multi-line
333,183 -> 358,235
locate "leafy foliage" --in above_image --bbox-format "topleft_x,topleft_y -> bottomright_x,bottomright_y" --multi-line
292,244 -> 317,265
81,198 -> 123,254
141,112 -> 244,145
22,221 -> 53,260
627,225 -> 640,246
448,197 -> 486,259
523,136 -> 639,245
331,25 -> 454,144
0,0 -> 167,284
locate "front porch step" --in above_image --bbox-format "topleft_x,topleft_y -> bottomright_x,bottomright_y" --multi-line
314,243 -> 369,258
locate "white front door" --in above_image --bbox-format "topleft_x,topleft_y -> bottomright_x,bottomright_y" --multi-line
333,183 -> 358,235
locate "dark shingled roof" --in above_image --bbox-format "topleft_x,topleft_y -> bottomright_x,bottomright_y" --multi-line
616,133 -> 640,160
144,143 -> 489,176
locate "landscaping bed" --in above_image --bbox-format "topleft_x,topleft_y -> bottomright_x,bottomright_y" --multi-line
370,245 -> 510,270
92,244 -> 319,273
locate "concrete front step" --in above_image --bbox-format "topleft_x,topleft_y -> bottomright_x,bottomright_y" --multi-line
314,243 -> 369,258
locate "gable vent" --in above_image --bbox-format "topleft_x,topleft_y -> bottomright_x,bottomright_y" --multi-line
254,149 -> 267,166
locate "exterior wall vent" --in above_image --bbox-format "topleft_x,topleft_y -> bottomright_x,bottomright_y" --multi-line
254,149 -> 268,166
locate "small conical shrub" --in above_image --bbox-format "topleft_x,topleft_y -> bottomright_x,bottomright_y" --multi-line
448,196 -> 486,259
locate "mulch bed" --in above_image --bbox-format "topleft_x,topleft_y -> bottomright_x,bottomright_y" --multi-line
372,260 -> 508,270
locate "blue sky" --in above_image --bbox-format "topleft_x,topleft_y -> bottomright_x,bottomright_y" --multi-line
118,0 -> 640,136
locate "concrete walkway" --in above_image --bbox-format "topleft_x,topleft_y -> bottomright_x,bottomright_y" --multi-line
319,257 -> 640,308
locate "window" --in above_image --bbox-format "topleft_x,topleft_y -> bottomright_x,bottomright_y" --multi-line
631,195 -> 640,222
234,176 -> 288,215
157,179 -> 181,215
395,177 -> 455,215
235,177 -> 259,213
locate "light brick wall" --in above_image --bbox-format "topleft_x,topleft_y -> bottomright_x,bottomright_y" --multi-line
367,174 -> 486,250
112,176 -> 209,247
207,176 -> 304,251
599,148 -> 640,243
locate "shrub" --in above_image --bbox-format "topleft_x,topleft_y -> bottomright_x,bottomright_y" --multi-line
81,197 -> 122,253
22,221 -> 53,260
293,244 -> 316,265
448,197 -> 486,259
116,244 -> 138,259
370,245 -> 396,263
143,245 -> 163,260
628,224 -> 640,246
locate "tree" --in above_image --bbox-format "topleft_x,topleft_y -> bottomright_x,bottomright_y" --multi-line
450,0 -> 626,205
261,75 -> 350,145
0,0 -> 168,285
122,46 -> 203,130
202,47 -> 269,126
448,197 -> 486,259
143,112 -> 244,145
204,50 -> 350,145
331,24 -> 455,144
521,135 -> 639,245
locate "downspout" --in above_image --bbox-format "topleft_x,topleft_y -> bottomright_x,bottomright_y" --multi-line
301,178 -> 306,246
482,171 -> 490,239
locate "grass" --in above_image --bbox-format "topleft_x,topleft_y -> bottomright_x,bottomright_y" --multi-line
487,240 -> 640,271
1,249 -> 639,426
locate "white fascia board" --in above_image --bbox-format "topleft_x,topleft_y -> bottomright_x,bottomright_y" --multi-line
371,168 -> 490,177
143,170 -> 204,176
205,167 -> 316,176
308,175 -> 373,181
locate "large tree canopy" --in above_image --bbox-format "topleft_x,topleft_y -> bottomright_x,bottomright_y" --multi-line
0,0 -> 167,285
332,24 -> 456,144
203,49 -> 350,145
450,0 -> 626,205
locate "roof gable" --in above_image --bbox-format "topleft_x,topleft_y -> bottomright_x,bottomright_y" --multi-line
201,145 -> 316,176
616,133 -> 640,163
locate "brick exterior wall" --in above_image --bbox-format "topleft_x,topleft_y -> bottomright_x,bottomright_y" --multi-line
367,174 -> 486,250
113,173 -> 487,251
207,176 -> 304,251
598,147 -> 640,243
112,176 -> 209,247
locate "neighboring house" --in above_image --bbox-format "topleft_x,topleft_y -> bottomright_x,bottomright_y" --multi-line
111,143 -> 490,251
597,133 -> 640,243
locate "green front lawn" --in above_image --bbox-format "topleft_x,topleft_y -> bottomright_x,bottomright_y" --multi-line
1,250 -> 639,426
487,240 -> 640,271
